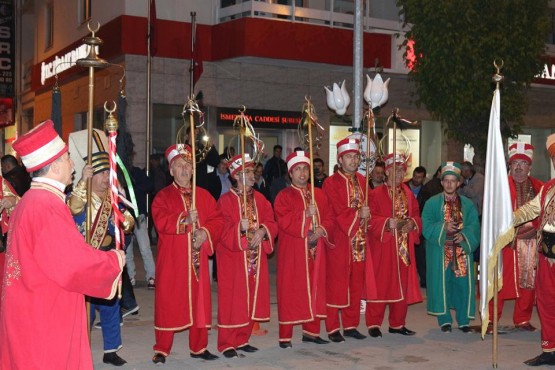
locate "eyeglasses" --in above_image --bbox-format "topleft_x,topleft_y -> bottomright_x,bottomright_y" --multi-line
510,161 -> 530,168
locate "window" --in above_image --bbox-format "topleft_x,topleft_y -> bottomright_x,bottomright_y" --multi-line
79,0 -> 92,24
45,3 -> 53,49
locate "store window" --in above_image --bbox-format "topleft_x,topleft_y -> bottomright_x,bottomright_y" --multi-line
74,108 -> 106,132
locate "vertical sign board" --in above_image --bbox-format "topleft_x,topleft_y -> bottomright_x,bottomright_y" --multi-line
0,0 -> 14,128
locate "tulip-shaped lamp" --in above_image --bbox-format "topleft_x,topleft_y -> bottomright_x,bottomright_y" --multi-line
324,80 -> 351,115
363,73 -> 390,109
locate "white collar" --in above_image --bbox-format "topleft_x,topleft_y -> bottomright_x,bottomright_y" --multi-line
32,177 -> 67,192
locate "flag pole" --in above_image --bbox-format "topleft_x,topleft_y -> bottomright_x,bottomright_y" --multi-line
491,59 -> 504,369
145,0 -> 153,232
146,0 -> 153,176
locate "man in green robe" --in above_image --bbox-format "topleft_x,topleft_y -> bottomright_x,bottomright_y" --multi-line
422,162 -> 481,333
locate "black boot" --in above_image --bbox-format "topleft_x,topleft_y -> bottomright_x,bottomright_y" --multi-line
103,352 -> 127,366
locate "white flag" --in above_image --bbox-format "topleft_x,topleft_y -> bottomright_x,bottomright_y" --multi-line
479,87 -> 515,337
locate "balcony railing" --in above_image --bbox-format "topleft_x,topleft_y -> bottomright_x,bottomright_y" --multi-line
216,1 -> 403,34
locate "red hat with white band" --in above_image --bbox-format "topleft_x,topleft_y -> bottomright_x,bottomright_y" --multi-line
227,153 -> 254,176
12,120 -> 68,173
508,142 -> 534,163
286,150 -> 310,172
165,144 -> 193,167
383,152 -> 408,170
336,137 -> 360,159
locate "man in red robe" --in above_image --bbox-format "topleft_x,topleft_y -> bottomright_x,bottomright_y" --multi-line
151,144 -> 223,364
367,152 -> 422,337
275,150 -> 334,349
0,120 -> 125,370
514,134 -> 555,366
489,143 -> 543,334
216,153 -> 277,358
323,137 -> 376,342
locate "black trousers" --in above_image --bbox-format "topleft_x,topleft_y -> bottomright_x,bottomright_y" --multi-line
415,236 -> 426,288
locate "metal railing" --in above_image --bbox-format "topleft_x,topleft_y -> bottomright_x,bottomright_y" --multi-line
216,1 -> 404,35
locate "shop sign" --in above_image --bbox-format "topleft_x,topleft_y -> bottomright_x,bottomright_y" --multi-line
535,58 -> 555,86
0,0 -> 14,97
40,44 -> 91,85
216,107 -> 301,128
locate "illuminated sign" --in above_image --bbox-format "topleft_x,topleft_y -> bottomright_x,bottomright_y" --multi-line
40,44 -> 92,85
0,0 -> 14,97
534,57 -> 555,86
537,63 -> 555,80
406,39 -> 416,71
216,107 -> 301,128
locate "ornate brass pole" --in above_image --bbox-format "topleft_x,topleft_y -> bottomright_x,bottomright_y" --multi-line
184,98 -> 198,243
238,107 -> 248,221
391,110 -> 398,250
363,108 -> 375,231
76,21 -> 109,341
304,96 -> 318,229
76,22 -> 109,244
391,109 -> 397,219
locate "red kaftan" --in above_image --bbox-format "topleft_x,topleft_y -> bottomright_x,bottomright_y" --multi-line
0,182 -> 124,370
215,189 -> 277,350
152,183 -> 223,332
323,171 -> 377,307
275,185 -> 333,325
499,176 -> 543,299
368,183 -> 422,304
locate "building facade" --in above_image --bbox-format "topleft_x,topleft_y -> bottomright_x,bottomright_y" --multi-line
10,0 -> 555,180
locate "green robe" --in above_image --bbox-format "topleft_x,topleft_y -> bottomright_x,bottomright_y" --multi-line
422,193 -> 481,317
